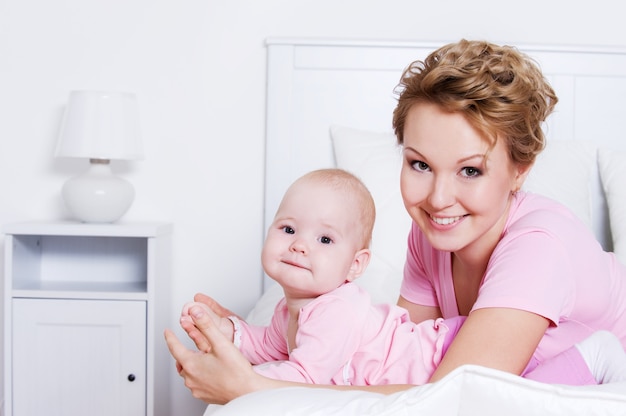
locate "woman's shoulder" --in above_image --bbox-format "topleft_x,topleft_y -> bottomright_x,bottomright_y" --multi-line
507,191 -> 585,232
511,191 -> 569,213
501,191 -> 600,257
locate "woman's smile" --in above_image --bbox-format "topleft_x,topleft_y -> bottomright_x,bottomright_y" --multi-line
429,214 -> 468,227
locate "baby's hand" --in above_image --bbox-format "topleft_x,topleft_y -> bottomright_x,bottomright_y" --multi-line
180,302 -> 235,351
194,293 -> 240,319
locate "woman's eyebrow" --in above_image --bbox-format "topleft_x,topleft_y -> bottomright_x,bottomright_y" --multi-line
405,147 -> 486,165
457,153 -> 486,164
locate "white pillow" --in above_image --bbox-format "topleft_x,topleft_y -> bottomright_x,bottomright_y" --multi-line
523,140 -> 596,232
598,148 -> 626,265
330,125 -> 410,305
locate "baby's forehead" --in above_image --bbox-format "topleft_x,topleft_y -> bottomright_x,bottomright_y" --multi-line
290,179 -> 360,205
281,182 -> 359,215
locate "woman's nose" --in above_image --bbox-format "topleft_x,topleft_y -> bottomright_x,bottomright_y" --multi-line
428,175 -> 455,209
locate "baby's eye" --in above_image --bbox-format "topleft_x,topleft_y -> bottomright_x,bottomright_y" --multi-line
320,236 -> 333,244
282,226 -> 295,234
461,167 -> 482,178
411,160 -> 430,172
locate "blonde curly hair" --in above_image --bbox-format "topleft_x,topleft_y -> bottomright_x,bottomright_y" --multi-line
392,39 -> 558,166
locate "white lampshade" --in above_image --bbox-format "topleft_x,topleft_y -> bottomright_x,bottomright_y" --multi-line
55,90 -> 143,160
55,90 -> 144,223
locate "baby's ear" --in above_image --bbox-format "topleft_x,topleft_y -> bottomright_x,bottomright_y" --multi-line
346,248 -> 371,282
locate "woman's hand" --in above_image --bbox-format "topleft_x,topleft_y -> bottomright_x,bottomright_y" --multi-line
193,292 -> 240,319
180,302 -> 234,352
165,305 -> 263,404
180,293 -> 241,352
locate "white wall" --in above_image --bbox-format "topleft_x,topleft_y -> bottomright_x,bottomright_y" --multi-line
1,1 -> 624,414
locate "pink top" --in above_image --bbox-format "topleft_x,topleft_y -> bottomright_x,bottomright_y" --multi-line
238,283 -> 452,385
401,191 -> 626,362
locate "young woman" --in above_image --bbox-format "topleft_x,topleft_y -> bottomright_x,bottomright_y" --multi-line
165,39 -> 626,404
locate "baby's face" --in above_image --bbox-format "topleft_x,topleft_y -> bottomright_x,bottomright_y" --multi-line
261,180 -> 363,298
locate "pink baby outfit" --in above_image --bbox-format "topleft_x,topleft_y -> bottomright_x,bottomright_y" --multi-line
237,283 -> 460,385
401,191 -> 626,367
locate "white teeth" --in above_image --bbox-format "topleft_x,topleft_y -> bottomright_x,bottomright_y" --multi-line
430,215 -> 463,225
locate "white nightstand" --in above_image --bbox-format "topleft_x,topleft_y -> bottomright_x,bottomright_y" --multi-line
3,221 -> 172,416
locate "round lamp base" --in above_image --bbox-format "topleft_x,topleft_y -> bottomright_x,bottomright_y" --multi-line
62,162 -> 135,223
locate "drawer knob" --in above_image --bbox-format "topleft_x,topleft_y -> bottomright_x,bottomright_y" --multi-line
128,374 -> 136,382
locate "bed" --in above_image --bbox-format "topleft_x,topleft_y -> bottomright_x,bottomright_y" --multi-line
206,38 -> 626,415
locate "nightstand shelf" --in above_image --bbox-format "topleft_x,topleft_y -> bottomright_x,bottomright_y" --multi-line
11,280 -> 149,300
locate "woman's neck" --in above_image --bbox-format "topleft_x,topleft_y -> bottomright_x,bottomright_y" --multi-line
453,195 -> 513,272
451,197 -> 513,314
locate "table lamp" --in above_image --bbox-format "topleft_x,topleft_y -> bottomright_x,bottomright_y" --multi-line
55,90 -> 143,223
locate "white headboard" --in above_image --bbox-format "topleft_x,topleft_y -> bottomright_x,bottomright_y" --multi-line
264,38 -> 626,289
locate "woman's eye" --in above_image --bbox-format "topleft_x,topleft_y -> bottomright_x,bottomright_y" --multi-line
320,236 -> 332,244
461,167 -> 482,178
411,160 -> 430,172
282,226 -> 295,234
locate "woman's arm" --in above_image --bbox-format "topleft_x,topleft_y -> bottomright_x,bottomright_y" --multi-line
397,295 -> 441,323
397,294 -> 550,382
165,303 -> 416,404
429,307 -> 550,382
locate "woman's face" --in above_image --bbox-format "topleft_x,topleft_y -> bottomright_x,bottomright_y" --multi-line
400,102 -> 529,257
